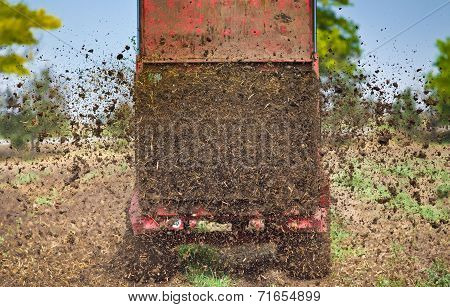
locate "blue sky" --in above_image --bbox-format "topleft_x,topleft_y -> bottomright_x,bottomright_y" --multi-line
3,0 -> 450,90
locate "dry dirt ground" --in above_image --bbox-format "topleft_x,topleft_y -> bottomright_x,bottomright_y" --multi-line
0,135 -> 448,287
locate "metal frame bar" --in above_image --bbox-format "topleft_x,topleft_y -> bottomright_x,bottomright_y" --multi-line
136,0 -> 140,55
313,0 -> 318,54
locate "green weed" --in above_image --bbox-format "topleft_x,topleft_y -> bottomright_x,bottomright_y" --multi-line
421,165 -> 448,182
35,196 -> 53,206
34,189 -> 58,207
436,183 -> 449,199
389,192 -> 449,223
374,124 -> 396,133
14,172 -> 39,185
119,162 -> 129,173
389,163 -> 415,179
0,235 -> 4,245
390,241 -> 404,257
81,171 -> 98,183
376,277 -> 405,287
330,216 -> 364,261
423,260 -> 450,287
184,267 -> 232,287
334,164 -> 389,202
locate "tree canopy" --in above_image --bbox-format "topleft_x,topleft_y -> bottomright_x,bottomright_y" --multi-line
391,88 -> 421,133
0,69 -> 70,151
317,0 -> 362,75
426,37 -> 450,124
0,0 -> 61,75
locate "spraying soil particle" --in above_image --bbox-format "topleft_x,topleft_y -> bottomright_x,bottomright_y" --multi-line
135,63 -> 321,216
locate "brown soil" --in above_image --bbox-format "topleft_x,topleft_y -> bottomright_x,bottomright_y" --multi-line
0,134 -> 447,286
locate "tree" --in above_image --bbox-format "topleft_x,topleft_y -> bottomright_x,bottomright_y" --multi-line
426,38 -> 450,125
0,89 -> 31,149
0,1 -> 61,75
322,74 -> 371,141
0,69 -> 70,152
390,88 -> 420,133
317,0 -> 362,75
104,103 -> 133,140
318,0 -> 366,139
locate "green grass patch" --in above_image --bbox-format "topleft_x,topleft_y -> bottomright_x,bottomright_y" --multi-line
388,163 -> 415,179
330,214 -> 364,261
178,244 -> 232,287
0,235 -> 4,246
81,171 -> 98,183
34,189 -> 58,207
184,267 -> 232,287
422,260 -> 450,287
375,124 -> 396,132
376,277 -> 405,287
436,183 -> 449,199
334,162 -> 390,202
390,241 -> 404,258
335,158 -> 449,224
119,162 -> 128,173
14,172 -> 39,185
382,159 -> 448,186
389,192 -> 449,223
35,196 -> 53,206
421,165 -> 449,183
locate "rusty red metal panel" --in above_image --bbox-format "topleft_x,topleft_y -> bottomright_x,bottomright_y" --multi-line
140,0 -> 314,63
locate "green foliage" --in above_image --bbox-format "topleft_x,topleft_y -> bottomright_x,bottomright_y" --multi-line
383,159 -> 448,184
118,162 -> 129,173
389,192 -> 448,223
103,103 -> 133,140
436,183 -> 449,199
330,213 -> 364,261
35,195 -> 52,206
0,96 -> 31,149
390,241 -> 404,258
426,38 -> 450,124
318,1 -> 365,133
0,53 -> 28,75
184,267 -> 232,287
334,161 -> 390,202
81,171 -> 98,183
14,171 -> 39,185
376,277 -> 405,287
0,69 -> 70,151
335,158 -> 449,224
322,75 -> 371,138
0,1 -> 61,75
317,0 -> 362,75
423,260 -> 450,287
388,163 -> 415,179
34,190 -> 57,207
390,88 -> 421,133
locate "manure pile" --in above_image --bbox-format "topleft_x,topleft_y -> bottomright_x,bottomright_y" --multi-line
135,63 -> 320,215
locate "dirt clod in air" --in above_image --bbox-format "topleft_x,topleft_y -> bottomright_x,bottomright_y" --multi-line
135,63 -> 320,216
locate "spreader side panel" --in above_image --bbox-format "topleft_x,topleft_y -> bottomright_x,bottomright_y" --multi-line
140,0 -> 314,63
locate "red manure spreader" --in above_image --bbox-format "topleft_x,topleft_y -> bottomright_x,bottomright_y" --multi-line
129,0 -> 330,281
